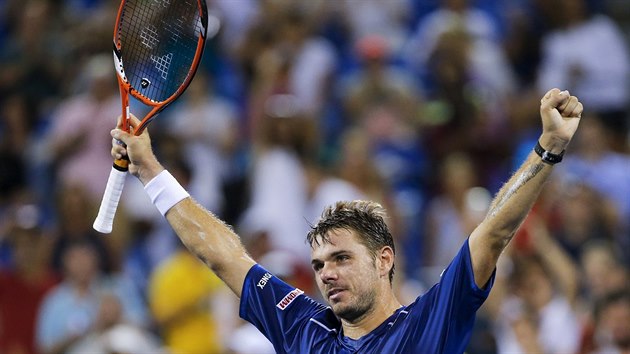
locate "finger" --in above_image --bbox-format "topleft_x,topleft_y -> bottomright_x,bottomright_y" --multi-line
541,88 -> 570,110
116,115 -> 124,129
128,114 -> 141,128
111,137 -> 127,151
128,114 -> 149,136
111,128 -> 133,146
569,102 -> 584,118
557,95 -> 574,112
559,96 -> 579,116
116,114 -> 141,132
111,139 -> 127,160
541,87 -> 563,100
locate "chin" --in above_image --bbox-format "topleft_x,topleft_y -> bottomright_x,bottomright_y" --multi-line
332,302 -> 371,322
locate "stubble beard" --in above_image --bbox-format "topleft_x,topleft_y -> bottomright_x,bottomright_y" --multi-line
332,287 -> 378,323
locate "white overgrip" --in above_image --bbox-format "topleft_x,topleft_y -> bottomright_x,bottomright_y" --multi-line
93,166 -> 127,233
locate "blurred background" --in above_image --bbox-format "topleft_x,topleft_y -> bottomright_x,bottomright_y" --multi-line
0,0 -> 629,353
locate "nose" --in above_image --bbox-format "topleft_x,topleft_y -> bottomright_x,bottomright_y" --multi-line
319,262 -> 338,284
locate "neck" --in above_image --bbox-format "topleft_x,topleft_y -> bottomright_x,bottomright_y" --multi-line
72,279 -> 93,297
341,292 -> 401,339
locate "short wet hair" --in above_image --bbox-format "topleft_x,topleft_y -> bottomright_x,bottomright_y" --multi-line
306,200 -> 396,283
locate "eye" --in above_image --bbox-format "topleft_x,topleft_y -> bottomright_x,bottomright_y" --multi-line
312,262 -> 323,272
336,254 -> 350,262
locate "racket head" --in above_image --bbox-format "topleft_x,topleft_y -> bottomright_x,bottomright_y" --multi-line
113,0 -> 208,134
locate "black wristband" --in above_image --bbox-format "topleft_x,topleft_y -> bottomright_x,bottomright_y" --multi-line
534,141 -> 565,165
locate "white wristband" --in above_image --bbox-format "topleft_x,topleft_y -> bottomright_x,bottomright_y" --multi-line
144,170 -> 190,216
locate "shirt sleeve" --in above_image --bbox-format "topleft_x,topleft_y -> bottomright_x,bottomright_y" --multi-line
437,238 -> 495,304
411,238 -> 495,353
239,264 -> 326,353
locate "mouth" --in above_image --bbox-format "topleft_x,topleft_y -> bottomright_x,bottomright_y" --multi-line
327,288 -> 346,301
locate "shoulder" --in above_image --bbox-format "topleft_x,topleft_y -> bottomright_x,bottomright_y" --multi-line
589,14 -> 622,31
38,283 -> 73,313
307,306 -> 341,333
295,307 -> 342,351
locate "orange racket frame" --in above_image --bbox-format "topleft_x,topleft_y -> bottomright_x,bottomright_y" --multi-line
93,0 -> 207,233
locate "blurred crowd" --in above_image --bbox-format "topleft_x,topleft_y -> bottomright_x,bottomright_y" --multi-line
0,0 -> 629,353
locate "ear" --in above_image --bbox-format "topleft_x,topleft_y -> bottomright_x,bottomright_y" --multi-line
377,246 -> 395,279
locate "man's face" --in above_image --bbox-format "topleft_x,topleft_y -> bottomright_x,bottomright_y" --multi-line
310,228 -> 380,322
63,244 -> 98,285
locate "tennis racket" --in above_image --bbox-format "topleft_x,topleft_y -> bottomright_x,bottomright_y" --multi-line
93,0 -> 208,233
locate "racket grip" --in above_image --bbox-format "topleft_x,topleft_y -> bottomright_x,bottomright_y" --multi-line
93,164 -> 127,233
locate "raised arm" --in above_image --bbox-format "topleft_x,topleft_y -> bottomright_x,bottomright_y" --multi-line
111,117 -> 256,297
468,88 -> 583,287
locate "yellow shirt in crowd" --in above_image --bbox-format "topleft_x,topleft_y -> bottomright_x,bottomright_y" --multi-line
149,250 -> 224,354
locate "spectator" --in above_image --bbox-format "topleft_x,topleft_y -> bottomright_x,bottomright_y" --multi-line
0,0 -> 67,115
536,0 -> 630,146
555,116 -> 630,260
36,241 -> 148,354
0,204 -> 59,354
592,290 -> 630,354
147,242 -> 226,354
339,0 -> 412,56
576,241 -> 630,354
49,184 -> 119,275
358,103 -> 428,278
581,241 -> 629,303
244,3 -> 337,126
163,71 -> 240,215
551,183 -> 618,261
0,95 -> 30,205
210,0 -> 260,59
68,292 -> 165,354
491,215 -> 582,354
120,155 -> 195,298
272,5 -> 337,117
419,25 -> 514,167
338,34 -> 422,124
423,152 -> 489,274
43,54 -> 120,202
405,0 -> 515,98
240,94 -> 317,264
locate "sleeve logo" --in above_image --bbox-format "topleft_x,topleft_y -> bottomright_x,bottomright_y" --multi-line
257,272 -> 273,290
276,289 -> 304,310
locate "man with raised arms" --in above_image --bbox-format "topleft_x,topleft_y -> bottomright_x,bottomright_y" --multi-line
110,88 -> 582,353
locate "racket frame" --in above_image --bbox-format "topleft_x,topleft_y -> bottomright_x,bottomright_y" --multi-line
93,0 -> 207,233
113,0 -> 208,136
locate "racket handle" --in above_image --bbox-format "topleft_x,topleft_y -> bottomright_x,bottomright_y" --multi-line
93,163 -> 127,233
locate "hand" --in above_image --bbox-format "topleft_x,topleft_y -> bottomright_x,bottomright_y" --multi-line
524,213 -> 553,252
110,114 -> 163,184
539,88 -> 583,154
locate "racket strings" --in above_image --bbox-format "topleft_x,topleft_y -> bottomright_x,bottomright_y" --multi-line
117,0 -> 203,102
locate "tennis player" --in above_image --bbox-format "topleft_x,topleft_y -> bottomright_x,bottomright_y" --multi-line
110,88 -> 582,353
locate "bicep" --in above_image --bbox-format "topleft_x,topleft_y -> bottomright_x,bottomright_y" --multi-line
468,225 -> 503,289
214,254 -> 257,298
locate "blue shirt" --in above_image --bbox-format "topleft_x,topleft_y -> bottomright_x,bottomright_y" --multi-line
36,276 -> 148,351
239,239 -> 494,353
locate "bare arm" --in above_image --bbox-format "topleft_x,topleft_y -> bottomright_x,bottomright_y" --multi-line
469,88 -> 583,287
528,215 -> 580,305
165,199 -> 256,296
111,117 -> 255,297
